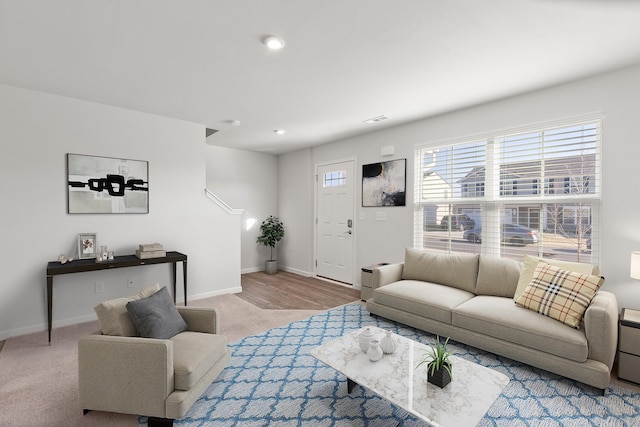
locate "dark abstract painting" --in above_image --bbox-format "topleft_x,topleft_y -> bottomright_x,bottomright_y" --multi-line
362,158 -> 406,207
67,153 -> 148,214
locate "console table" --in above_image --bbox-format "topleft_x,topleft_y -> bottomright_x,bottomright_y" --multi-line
46,251 -> 187,344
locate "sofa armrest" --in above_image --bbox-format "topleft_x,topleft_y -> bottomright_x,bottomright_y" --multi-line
178,306 -> 220,334
584,290 -> 618,369
372,263 -> 404,290
78,334 -> 173,418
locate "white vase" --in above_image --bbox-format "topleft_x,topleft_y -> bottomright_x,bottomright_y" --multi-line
367,339 -> 383,362
358,327 -> 376,353
380,330 -> 398,354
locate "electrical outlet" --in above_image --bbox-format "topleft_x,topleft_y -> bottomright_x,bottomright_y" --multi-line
95,281 -> 105,294
127,277 -> 135,288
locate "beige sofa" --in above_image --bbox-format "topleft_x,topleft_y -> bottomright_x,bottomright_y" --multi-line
79,306 -> 231,426
366,249 -> 618,393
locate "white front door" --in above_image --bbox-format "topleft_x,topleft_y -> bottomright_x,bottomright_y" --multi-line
316,160 -> 355,284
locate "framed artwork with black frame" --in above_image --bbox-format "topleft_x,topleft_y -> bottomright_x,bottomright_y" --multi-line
67,153 -> 149,214
362,158 -> 406,207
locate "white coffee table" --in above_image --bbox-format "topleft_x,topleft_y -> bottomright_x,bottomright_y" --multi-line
310,326 -> 509,427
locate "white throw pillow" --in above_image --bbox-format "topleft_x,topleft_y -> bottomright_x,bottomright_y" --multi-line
93,283 -> 161,336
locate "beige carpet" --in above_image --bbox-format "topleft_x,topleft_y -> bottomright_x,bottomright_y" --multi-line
0,293 -> 325,427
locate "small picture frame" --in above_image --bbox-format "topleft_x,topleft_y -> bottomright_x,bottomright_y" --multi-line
77,233 -> 98,260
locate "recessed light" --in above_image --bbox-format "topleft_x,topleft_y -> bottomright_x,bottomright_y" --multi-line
264,36 -> 285,50
274,129 -> 286,135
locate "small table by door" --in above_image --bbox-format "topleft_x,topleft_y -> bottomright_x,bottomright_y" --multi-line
618,307 -> 640,384
46,251 -> 187,344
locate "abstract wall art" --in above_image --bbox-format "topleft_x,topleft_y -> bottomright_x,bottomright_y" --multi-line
362,158 -> 406,207
67,153 -> 149,214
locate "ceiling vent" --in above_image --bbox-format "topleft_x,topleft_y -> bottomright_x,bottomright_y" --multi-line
206,128 -> 219,138
363,115 -> 389,124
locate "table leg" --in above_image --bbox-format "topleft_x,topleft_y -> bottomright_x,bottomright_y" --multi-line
347,378 -> 357,394
47,275 -> 53,345
183,260 -> 188,306
171,262 -> 177,304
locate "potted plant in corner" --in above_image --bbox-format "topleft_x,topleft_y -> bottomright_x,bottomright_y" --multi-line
416,336 -> 452,388
256,215 -> 285,275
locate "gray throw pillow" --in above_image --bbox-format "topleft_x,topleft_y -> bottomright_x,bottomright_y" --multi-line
126,286 -> 187,339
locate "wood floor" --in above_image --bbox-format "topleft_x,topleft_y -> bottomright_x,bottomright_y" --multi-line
239,270 -> 362,310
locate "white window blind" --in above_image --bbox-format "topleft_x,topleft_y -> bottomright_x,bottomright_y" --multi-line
414,116 -> 601,263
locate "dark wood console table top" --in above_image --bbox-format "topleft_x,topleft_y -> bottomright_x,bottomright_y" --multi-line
46,251 -> 187,344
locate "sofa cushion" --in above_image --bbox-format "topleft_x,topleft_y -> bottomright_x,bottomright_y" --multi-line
126,287 -> 188,339
93,283 -> 160,336
453,296 -> 589,362
374,280 -> 475,324
171,331 -> 228,391
515,262 -> 604,328
513,255 -> 597,301
475,256 -> 521,298
401,248 -> 479,293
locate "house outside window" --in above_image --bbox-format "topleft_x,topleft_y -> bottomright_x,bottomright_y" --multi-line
414,116 -> 601,263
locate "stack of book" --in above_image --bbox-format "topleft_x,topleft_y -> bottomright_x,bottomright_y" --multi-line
135,243 -> 166,259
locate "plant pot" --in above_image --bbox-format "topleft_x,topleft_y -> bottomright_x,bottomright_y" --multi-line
427,363 -> 451,388
265,260 -> 278,275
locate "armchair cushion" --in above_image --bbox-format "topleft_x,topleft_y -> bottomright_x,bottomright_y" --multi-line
171,332 -> 228,390
93,283 -> 160,336
126,287 -> 187,339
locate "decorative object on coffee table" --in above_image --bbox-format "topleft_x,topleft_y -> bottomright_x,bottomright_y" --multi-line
380,329 -> 398,354
367,339 -> 383,361
256,215 -> 285,274
358,326 -> 376,352
417,335 -> 452,388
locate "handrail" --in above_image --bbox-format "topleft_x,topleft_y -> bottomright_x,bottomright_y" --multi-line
204,189 -> 244,215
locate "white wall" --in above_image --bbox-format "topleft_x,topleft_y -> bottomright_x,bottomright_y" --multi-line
0,85 -> 241,340
205,145 -> 278,272
279,63 -> 640,310
278,149 -> 314,276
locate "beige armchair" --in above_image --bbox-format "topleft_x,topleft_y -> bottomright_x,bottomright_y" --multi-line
78,306 -> 231,427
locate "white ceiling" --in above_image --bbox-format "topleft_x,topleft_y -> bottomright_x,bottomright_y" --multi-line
2,1 -> 640,154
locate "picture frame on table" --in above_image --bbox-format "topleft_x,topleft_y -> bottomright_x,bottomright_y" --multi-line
77,233 -> 98,260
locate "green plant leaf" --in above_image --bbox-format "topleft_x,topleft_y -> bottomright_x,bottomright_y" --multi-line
415,335 -> 453,378
256,215 -> 285,260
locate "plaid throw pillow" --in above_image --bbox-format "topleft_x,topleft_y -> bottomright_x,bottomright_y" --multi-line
515,261 -> 604,328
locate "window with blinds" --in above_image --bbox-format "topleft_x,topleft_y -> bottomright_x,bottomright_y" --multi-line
414,116 -> 601,263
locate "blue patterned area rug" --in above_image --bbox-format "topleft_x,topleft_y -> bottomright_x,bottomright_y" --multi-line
141,303 -> 640,426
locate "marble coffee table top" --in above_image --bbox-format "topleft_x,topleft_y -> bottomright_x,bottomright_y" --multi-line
310,326 -> 509,427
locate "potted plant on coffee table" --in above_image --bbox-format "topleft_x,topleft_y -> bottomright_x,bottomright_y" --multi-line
416,336 -> 452,388
256,215 -> 285,275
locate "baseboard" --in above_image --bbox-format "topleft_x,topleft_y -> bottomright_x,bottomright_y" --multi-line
0,312 -> 98,341
188,286 -> 242,301
279,265 -> 313,277
241,265 -> 314,277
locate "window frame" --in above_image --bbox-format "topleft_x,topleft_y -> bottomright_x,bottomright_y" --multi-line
414,115 -> 601,263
